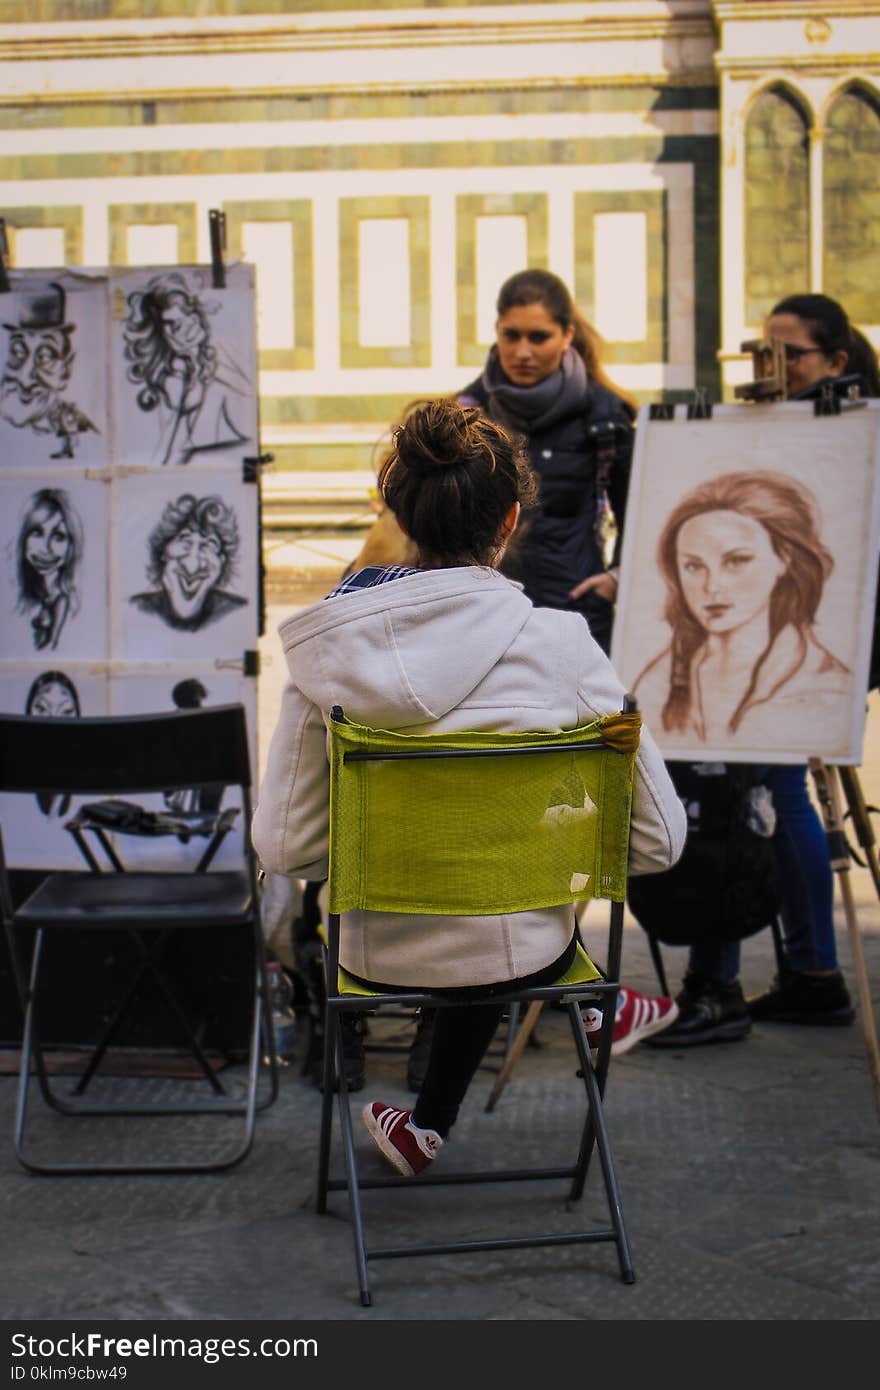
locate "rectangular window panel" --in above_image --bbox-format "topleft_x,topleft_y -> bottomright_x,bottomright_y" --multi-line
359,219 -> 410,347
126,224 -> 178,266
14,227 -> 65,268
242,221 -> 295,351
476,216 -> 528,343
594,211 -> 647,343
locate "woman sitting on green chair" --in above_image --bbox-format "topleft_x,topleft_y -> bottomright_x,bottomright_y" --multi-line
253,399 -> 686,1177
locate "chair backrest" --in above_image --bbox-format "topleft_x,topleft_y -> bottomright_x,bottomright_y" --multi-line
327,706 -> 640,918
0,704 -> 251,799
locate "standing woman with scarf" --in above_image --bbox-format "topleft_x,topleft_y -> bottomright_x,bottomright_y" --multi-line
458,268 -> 636,655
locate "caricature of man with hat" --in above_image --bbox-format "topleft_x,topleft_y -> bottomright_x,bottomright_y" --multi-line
0,281 -> 95,457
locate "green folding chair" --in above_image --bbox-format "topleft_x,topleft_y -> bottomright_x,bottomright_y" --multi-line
316,702 -> 641,1307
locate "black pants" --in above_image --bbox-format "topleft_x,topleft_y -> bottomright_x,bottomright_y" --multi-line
348,935 -> 577,1139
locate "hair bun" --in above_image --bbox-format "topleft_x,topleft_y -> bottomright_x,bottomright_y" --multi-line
393,400 -> 478,475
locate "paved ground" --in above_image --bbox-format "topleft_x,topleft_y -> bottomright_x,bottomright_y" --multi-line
1,574 -> 878,1328
1,896 -> 878,1324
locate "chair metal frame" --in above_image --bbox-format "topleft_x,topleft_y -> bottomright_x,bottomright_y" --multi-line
0,703 -> 278,1176
316,705 -> 638,1307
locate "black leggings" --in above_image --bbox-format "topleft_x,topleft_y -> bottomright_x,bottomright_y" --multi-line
347,935 -> 577,1139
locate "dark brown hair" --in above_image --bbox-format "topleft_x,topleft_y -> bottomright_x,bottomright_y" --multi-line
378,398 -> 537,567
495,268 -> 637,413
770,293 -> 880,396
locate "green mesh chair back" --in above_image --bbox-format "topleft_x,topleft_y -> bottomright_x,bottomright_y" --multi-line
328,709 -> 640,919
317,703 -> 643,1306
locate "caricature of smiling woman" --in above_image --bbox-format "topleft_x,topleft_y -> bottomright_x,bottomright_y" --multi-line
632,471 -> 850,745
16,487 -> 82,651
129,492 -> 247,632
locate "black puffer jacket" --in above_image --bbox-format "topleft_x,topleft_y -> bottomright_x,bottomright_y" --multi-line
459,374 -> 634,653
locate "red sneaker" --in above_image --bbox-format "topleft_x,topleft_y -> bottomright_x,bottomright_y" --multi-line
363,1101 -> 443,1177
584,988 -> 679,1057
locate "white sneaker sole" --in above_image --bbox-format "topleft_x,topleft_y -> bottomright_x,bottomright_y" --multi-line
362,1103 -> 416,1177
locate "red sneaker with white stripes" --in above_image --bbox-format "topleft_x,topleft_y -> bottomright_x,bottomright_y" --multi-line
362,1101 -> 443,1177
584,987 -> 678,1057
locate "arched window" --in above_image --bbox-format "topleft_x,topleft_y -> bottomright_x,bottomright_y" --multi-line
824,87 -> 880,323
744,87 -> 810,327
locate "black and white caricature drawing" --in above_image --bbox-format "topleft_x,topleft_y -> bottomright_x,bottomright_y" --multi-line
129,492 -> 248,632
3,477 -> 106,661
25,668 -> 82,816
16,487 -> 83,652
0,664 -> 106,870
0,281 -> 98,460
121,271 -> 253,466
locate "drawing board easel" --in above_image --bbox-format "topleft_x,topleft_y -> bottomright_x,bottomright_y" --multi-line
733,340 -> 880,1118
486,344 -> 878,1117
0,209 -> 266,873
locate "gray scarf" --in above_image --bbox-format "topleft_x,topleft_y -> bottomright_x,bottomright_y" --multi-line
479,345 -> 588,435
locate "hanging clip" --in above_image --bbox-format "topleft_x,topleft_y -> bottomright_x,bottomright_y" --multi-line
686,388 -> 713,420
242,452 -> 274,484
814,380 -> 841,417
0,220 -> 10,294
209,209 -> 227,289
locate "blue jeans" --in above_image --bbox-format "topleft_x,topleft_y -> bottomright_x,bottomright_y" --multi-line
688,764 -> 839,983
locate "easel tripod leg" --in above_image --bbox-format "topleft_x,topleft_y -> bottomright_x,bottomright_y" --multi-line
808,759 -> 880,1121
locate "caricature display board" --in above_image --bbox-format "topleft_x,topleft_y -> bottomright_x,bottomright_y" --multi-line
611,401 -> 880,765
0,264 -> 261,870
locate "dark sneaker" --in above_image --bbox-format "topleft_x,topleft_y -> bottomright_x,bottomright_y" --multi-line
643,972 -> 751,1047
747,970 -> 855,1026
363,1101 -> 443,1176
406,1007 -> 436,1092
306,1011 -> 367,1092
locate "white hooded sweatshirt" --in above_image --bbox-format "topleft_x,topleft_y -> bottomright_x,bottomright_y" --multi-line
253,566 -> 686,988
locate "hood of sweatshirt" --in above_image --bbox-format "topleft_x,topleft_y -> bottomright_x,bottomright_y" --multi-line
275,566 -> 535,728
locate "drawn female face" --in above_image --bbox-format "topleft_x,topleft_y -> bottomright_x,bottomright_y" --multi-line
160,523 -> 224,622
495,302 -> 574,387
675,510 -> 787,635
27,678 -> 78,718
23,503 -> 71,591
764,311 -> 846,398
160,294 -> 208,358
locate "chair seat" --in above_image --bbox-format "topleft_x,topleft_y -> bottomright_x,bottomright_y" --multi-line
337,939 -> 602,999
15,870 -> 254,929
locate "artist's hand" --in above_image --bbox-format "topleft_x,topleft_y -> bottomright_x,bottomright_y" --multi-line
569,570 -> 618,603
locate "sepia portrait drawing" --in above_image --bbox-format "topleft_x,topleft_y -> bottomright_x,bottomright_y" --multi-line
121,271 -> 252,466
0,281 -> 99,460
630,471 -> 851,745
611,404 -> 880,763
15,486 -> 83,652
128,491 -> 248,632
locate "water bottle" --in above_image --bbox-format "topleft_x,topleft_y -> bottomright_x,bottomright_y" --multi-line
265,960 -> 297,1066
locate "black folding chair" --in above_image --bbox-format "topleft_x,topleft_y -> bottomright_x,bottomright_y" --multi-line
0,704 -> 278,1175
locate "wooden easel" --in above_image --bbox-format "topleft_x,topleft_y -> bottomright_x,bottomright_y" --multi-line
487,346 -> 880,1119
737,336 -> 880,1118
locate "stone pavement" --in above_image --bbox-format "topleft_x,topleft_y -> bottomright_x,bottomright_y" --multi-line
1,898 -> 878,1324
